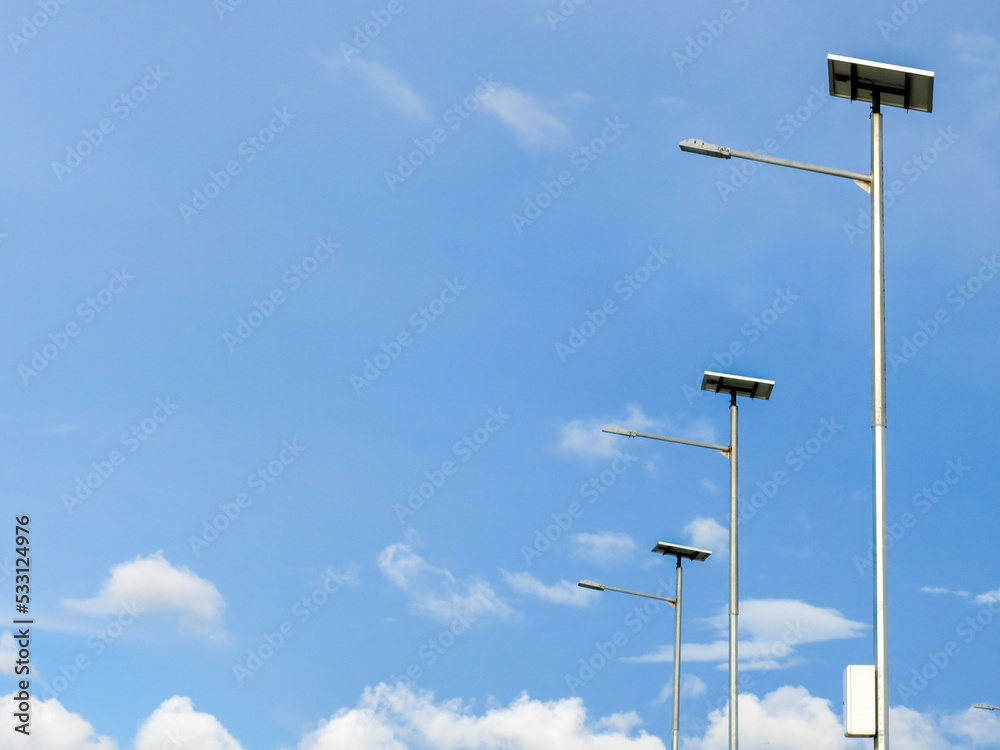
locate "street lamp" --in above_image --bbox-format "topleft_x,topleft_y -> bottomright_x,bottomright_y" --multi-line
653,542 -> 711,750
578,541 -> 710,750
973,704 -> 1000,711
679,54 -> 934,750
604,371 -> 773,750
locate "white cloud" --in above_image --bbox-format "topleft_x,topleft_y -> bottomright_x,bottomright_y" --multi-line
684,688 -> 993,750
0,692 -> 119,749
974,587 -> 1000,604
951,31 -> 1000,68
481,86 -> 572,151
134,696 -> 245,750
378,544 -> 519,625
699,478 -> 719,493
62,552 -> 225,641
654,95 -> 689,112
684,686 -> 848,750
2,687 -> 994,750
501,570 -> 592,607
553,91 -> 596,110
557,406 -> 719,462
951,32 -> 1000,125
299,683 -> 666,750
942,705 -> 1000,748
571,531 -> 637,566
684,517 -> 727,557
557,404 -> 676,461
315,51 -> 430,121
921,586 -> 970,597
652,674 -> 707,705
890,705 -> 956,750
626,599 -> 865,670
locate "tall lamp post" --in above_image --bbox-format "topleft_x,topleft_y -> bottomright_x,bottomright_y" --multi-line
579,541 -> 710,750
679,55 -> 935,750
604,371 -> 773,750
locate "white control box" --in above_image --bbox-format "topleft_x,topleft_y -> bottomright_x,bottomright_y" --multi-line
844,665 -> 876,737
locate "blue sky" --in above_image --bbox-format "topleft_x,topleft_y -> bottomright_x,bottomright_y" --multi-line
1,0 -> 999,748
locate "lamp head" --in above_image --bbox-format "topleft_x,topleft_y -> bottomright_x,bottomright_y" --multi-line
679,139 -> 731,158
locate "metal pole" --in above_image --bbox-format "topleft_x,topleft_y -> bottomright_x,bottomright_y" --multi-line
871,91 -> 889,750
729,391 -> 739,750
725,147 -> 871,183
671,555 -> 683,750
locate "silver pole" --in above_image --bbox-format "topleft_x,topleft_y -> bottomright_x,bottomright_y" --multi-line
871,93 -> 889,750
602,426 -> 730,454
729,392 -> 739,750
672,555 -> 683,750
726,147 -> 871,183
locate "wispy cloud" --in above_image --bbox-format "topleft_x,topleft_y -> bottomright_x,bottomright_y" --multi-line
654,95 -> 689,112
556,404 -> 717,461
500,570 -> 592,607
951,32 -> 1000,125
652,673 -> 706,705
379,544 -> 519,624
921,586 -> 970,597
626,599 -> 865,670
570,531 -> 637,566
482,86 -> 572,152
62,552 -> 226,641
315,51 -> 431,121
684,517 -> 727,557
951,31 -> 1000,68
975,586 -> 1000,604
